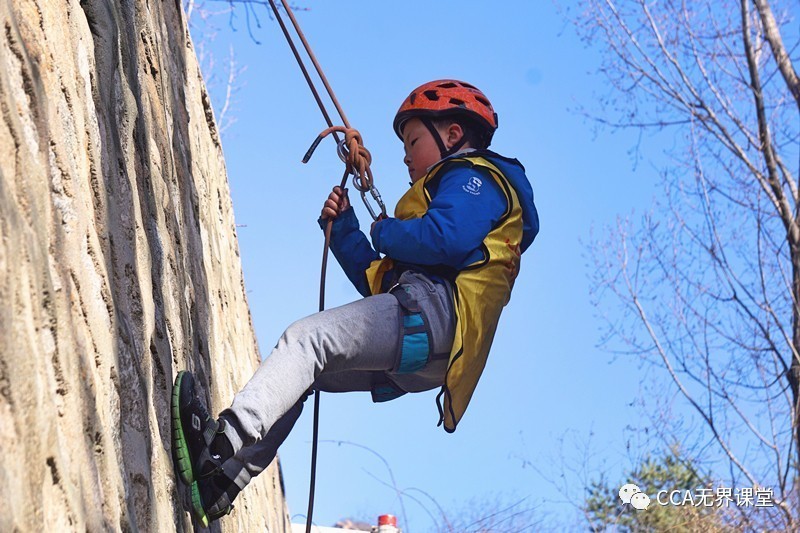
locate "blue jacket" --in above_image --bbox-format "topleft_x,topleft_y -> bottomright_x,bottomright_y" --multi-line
319,150 -> 539,296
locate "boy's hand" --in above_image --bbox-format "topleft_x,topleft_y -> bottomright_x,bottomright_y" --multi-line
370,213 -> 388,234
321,186 -> 351,220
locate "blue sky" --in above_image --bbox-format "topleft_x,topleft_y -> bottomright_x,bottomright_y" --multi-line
188,1 -> 667,529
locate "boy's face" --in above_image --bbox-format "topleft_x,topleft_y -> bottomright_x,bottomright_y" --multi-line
401,118 -> 451,184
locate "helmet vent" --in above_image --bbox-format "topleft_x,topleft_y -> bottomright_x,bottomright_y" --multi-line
475,96 -> 491,107
437,82 -> 458,88
423,90 -> 440,101
449,98 -> 466,108
409,92 -> 417,105
460,82 -> 478,90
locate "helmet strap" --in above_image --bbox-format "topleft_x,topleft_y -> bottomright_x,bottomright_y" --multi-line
420,118 -> 468,160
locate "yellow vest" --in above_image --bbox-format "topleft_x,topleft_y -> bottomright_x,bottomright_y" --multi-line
365,155 -> 523,432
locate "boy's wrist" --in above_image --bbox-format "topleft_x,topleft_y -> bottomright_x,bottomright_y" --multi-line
318,205 -> 357,230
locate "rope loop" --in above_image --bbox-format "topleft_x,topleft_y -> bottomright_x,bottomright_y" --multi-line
306,126 -> 371,187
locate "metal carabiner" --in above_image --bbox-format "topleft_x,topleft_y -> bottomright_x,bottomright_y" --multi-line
369,185 -> 387,219
336,138 -> 349,165
356,178 -> 387,221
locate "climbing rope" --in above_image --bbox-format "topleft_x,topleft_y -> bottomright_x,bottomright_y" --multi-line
267,0 -> 386,220
263,2 -> 385,532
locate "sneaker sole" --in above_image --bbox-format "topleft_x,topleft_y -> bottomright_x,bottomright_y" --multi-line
172,371 -> 195,486
191,481 -> 211,528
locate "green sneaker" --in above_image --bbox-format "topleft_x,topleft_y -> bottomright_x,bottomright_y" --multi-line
171,371 -> 230,485
190,472 -> 241,527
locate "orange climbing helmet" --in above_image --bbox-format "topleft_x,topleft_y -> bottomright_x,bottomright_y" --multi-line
393,80 -> 498,148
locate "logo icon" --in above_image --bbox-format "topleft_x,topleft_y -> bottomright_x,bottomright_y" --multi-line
192,413 -> 201,431
619,483 -> 651,510
463,176 -> 483,195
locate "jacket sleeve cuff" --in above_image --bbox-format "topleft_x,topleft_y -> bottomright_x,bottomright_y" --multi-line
317,207 -> 358,232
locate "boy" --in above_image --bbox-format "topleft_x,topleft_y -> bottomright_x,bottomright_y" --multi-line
171,80 -> 539,525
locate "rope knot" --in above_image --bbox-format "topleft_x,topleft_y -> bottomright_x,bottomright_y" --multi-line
304,126 -> 374,192
303,125 -> 386,220
342,128 -> 373,192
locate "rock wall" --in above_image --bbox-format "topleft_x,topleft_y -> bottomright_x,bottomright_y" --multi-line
0,0 -> 289,530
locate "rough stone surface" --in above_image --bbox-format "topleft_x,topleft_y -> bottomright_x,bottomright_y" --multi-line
0,0 -> 290,530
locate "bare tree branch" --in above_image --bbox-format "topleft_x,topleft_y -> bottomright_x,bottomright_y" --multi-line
578,0 -> 799,527
752,0 -> 800,107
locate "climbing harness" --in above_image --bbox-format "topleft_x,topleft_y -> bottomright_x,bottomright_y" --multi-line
264,1 -> 384,531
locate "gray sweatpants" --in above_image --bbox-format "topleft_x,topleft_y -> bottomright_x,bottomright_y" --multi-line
217,271 -> 455,488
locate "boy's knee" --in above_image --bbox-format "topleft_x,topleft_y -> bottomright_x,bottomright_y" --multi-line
277,317 -> 329,368
280,316 -> 315,345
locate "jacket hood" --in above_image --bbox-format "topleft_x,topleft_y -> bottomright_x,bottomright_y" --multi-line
476,150 -> 539,253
